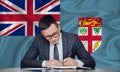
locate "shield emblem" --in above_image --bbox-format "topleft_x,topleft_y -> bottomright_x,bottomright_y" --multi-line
78,18 -> 102,53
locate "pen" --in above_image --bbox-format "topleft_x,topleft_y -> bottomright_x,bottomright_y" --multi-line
67,47 -> 75,58
67,51 -> 73,57
63,50 -> 73,64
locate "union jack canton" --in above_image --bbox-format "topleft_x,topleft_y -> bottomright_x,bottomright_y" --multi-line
0,0 -> 60,36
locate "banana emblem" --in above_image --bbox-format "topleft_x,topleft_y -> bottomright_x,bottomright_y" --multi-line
93,41 -> 100,50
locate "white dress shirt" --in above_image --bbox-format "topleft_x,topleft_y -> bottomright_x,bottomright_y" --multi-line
49,33 -> 63,62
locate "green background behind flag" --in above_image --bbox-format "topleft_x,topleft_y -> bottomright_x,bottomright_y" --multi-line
0,0 -> 120,70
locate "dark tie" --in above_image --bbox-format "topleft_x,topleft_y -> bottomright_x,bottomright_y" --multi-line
54,44 -> 59,60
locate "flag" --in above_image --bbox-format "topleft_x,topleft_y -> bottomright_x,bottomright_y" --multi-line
60,0 -> 120,70
0,0 -> 60,36
0,0 -> 60,68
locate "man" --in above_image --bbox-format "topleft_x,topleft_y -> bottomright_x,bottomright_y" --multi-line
21,15 -> 95,69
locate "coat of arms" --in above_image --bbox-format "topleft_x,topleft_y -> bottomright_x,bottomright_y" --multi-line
78,18 -> 102,53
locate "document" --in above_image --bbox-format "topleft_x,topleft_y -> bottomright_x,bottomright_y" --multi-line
21,66 -> 91,70
49,66 -> 91,70
21,67 -> 51,71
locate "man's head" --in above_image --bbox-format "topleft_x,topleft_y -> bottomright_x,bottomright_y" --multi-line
39,15 -> 61,44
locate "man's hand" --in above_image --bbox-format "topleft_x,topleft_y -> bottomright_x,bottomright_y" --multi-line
45,60 -> 63,67
63,57 -> 79,66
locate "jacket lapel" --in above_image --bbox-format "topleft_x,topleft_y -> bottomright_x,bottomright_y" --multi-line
41,36 -> 50,60
62,32 -> 68,59
45,41 -> 50,60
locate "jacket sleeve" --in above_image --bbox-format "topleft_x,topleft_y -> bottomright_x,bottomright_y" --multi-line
73,36 -> 96,69
21,35 -> 44,68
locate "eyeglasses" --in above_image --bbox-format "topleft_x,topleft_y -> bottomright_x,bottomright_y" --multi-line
44,31 -> 59,40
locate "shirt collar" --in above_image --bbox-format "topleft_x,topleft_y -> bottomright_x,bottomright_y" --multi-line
58,32 -> 62,44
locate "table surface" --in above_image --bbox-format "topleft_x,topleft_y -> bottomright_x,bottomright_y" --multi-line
0,68 -> 120,72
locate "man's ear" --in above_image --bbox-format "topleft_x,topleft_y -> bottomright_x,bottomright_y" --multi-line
41,31 -> 44,36
58,24 -> 61,31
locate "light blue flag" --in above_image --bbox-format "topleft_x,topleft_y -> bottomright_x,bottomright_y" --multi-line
0,36 -> 34,68
60,0 -> 120,71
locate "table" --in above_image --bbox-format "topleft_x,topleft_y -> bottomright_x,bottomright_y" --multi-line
0,68 -> 119,72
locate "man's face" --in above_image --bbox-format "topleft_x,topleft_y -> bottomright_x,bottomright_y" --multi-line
41,23 -> 61,44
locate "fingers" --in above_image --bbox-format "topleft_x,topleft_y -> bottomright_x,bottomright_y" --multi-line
45,58 -> 78,67
64,57 -> 71,62
64,60 -> 73,66
46,60 -> 63,66
64,58 -> 72,66
52,60 -> 63,66
63,58 -> 78,66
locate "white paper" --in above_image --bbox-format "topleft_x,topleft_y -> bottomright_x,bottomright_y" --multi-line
49,66 -> 91,69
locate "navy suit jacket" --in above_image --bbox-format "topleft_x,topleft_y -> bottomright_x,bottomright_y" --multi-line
21,31 -> 95,69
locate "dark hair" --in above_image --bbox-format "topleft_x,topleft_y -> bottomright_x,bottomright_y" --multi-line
39,15 -> 58,30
